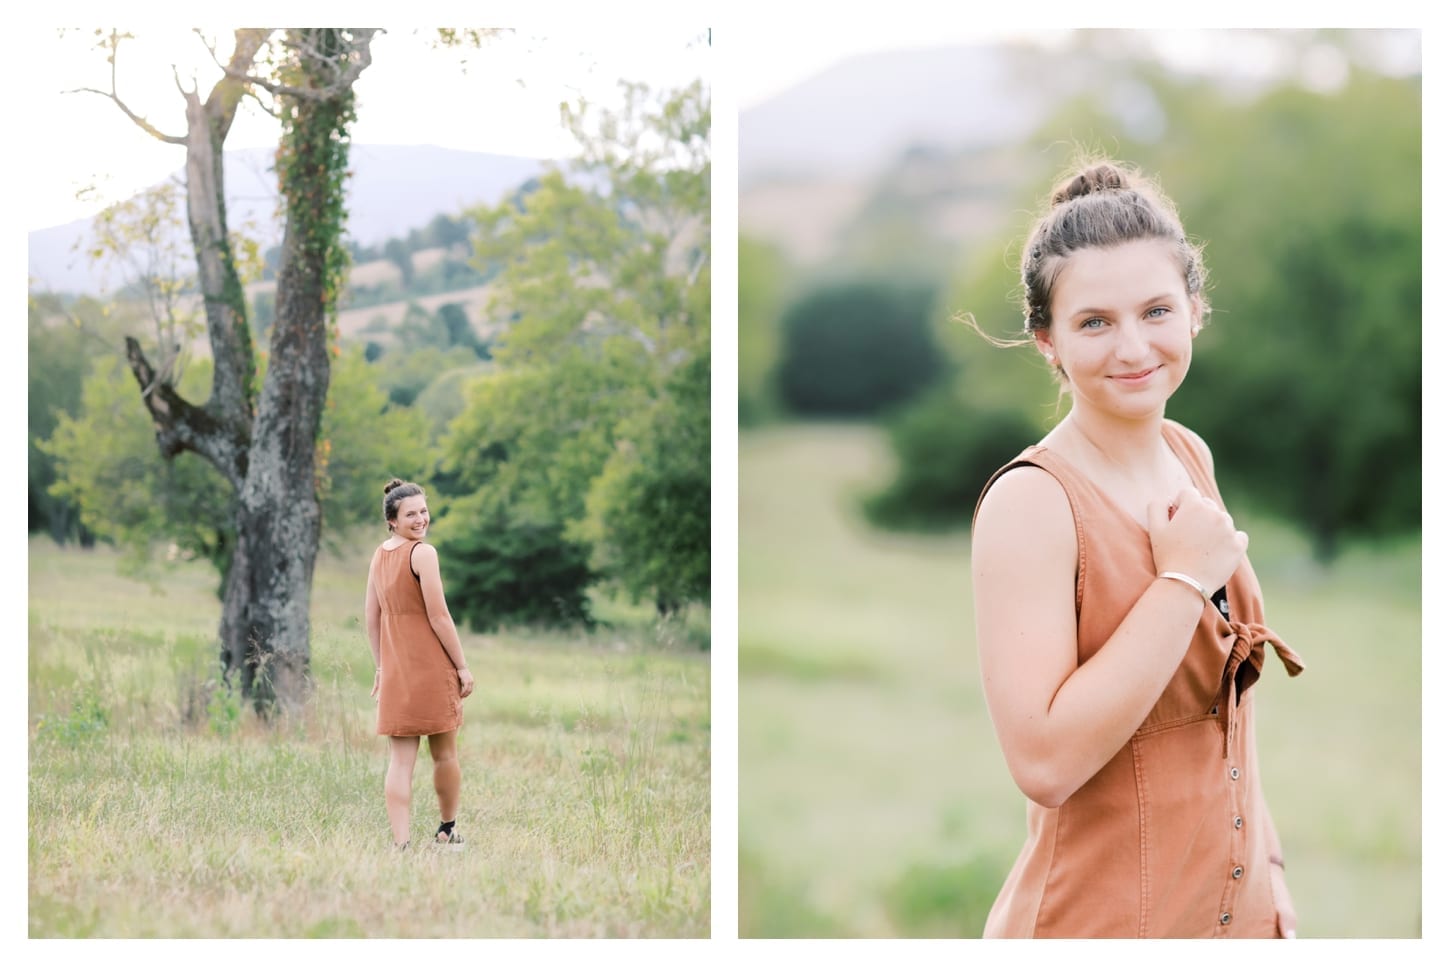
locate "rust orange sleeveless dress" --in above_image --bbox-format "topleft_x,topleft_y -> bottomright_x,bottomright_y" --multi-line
974,420 -> 1304,938
370,539 -> 463,736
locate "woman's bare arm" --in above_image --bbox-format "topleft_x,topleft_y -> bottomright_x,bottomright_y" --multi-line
973,466 -> 1211,807
411,542 -> 475,697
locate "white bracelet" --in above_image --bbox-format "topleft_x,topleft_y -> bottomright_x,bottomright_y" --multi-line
1158,571 -> 1212,606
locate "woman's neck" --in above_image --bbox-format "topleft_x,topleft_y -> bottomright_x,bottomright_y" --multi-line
1065,407 -> 1165,468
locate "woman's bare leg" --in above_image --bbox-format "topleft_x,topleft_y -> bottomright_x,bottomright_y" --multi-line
427,729 -> 461,832
385,735 -> 421,846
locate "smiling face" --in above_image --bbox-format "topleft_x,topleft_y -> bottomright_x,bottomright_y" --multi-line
1036,238 -> 1202,422
390,493 -> 430,540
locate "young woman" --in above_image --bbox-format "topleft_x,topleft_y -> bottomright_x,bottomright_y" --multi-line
971,161 -> 1304,937
365,478 -> 476,850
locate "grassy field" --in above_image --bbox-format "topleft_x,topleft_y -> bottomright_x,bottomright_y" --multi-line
27,534 -> 710,938
738,423 -> 1421,938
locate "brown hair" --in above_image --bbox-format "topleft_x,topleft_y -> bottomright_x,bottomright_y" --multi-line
1019,160 -> 1208,334
382,478 -> 425,528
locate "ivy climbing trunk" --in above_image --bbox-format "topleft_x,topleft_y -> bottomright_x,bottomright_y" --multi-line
233,28 -> 359,713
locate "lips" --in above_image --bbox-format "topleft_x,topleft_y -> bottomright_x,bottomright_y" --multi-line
1112,367 -> 1158,382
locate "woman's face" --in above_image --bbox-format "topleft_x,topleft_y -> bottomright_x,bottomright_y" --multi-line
391,494 -> 430,539
1037,238 -> 1201,421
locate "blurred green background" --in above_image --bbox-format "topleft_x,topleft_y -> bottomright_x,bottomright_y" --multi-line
738,29 -> 1421,938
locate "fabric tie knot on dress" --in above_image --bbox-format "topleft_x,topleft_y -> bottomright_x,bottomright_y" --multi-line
1213,620 -> 1305,757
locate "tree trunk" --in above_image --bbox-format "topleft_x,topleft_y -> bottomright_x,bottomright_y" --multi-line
233,28 -> 360,714
233,202 -> 333,711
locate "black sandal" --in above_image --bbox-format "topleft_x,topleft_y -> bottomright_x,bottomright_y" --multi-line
435,821 -> 464,851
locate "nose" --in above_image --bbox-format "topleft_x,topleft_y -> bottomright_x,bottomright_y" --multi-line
1115,320 -> 1149,362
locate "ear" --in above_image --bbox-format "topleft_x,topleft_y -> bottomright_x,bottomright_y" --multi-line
1033,329 -> 1055,362
1189,295 -> 1204,337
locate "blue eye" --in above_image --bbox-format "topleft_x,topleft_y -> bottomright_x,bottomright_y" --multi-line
1082,317 -> 1105,329
1146,306 -> 1170,319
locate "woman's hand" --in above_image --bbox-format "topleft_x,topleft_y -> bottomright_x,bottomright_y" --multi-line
457,667 -> 475,699
1269,861 -> 1298,938
1147,487 -> 1248,593
371,667 -> 381,700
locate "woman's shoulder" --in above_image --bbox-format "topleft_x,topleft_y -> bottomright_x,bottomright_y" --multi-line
974,461 -> 1074,547
1163,418 -> 1216,471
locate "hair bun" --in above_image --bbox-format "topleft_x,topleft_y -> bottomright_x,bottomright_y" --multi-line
383,478 -> 406,495
1051,163 -> 1132,206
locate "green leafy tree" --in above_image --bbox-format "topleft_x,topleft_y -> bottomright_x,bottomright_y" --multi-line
372,342 -> 479,407
43,357 -> 237,580
28,294 -> 115,542
776,278 -> 944,417
578,345 -> 710,614
1162,71 -> 1421,559
738,235 -> 791,425
437,301 -> 485,356
383,236 -> 415,287
315,347 -> 434,545
437,78 -> 710,625
421,211 -> 472,250
411,362 -> 493,442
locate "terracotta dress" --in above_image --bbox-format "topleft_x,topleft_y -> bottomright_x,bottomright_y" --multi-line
371,539 -> 463,736
975,420 -> 1304,938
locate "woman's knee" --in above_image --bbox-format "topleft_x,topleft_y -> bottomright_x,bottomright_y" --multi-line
428,730 -> 459,763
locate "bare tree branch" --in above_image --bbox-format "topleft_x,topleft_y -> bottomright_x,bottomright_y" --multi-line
206,29 -> 273,139
70,85 -> 186,144
68,30 -> 186,144
215,28 -> 378,101
124,336 -> 248,488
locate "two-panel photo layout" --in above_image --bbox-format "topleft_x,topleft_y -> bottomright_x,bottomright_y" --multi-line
26,26 -> 1422,942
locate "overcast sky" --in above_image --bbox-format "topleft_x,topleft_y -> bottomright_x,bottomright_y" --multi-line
21,25 -> 710,231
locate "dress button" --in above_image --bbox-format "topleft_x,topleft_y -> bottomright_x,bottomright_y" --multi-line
1233,815 -> 1243,829
1230,767 -> 1240,780
1220,912 -> 1232,925
1232,866 -> 1244,879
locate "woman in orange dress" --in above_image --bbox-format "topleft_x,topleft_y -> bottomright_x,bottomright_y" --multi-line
971,160 -> 1303,937
364,478 -> 475,849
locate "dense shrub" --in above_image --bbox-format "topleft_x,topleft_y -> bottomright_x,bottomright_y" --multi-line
776,279 -> 943,417
863,385 -> 1041,530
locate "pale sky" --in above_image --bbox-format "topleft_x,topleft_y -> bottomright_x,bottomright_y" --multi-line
21,25 -> 710,232
731,26 -> 1072,110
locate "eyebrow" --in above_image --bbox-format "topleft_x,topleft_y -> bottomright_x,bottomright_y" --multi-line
1067,294 -> 1177,318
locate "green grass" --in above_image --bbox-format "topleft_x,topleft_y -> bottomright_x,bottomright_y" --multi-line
28,535 -> 709,938
738,423 -> 1421,938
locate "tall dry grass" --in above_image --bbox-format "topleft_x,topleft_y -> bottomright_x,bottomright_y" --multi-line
28,535 -> 710,938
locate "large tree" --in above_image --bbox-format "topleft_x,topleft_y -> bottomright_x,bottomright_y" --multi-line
84,28 -> 376,713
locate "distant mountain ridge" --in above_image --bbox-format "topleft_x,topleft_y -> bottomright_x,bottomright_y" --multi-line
739,43 -> 1056,186
28,144 -> 549,296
